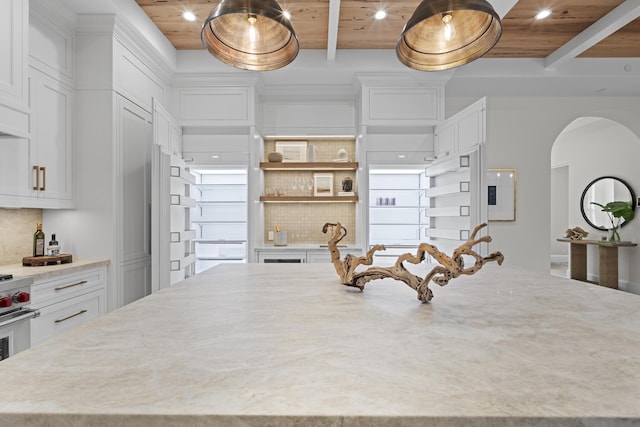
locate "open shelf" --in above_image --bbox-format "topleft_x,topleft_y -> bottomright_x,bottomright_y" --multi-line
260,195 -> 358,203
260,162 -> 358,171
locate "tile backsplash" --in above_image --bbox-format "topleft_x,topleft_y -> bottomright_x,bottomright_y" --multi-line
0,208 -> 43,265
264,203 -> 356,244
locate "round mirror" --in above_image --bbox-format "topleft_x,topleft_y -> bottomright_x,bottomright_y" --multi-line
580,176 -> 636,231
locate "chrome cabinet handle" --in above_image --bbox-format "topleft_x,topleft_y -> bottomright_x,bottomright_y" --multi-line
54,280 -> 88,291
54,309 -> 87,323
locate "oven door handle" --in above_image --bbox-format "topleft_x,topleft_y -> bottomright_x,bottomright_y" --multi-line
0,309 -> 40,328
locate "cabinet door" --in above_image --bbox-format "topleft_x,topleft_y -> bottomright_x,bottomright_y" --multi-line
0,135 -> 31,200
121,258 -> 151,307
30,69 -> 73,202
434,123 -> 456,158
117,96 -> 152,262
0,0 -> 27,110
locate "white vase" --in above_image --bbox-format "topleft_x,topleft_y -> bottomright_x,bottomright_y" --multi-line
307,144 -> 316,162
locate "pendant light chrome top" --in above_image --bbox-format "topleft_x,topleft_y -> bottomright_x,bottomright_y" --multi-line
396,0 -> 502,72
201,0 -> 299,71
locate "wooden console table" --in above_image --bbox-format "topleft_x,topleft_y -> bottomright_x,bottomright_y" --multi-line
557,238 -> 637,289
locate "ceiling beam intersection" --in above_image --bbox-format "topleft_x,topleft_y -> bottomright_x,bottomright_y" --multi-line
545,0 -> 640,68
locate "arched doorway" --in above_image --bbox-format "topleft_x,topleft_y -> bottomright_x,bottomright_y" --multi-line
550,117 -> 640,286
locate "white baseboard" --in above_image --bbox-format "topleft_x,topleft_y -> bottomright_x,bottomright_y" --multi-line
550,254 -> 568,263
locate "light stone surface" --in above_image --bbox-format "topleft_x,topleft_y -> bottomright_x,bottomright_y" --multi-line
0,263 -> 639,427
0,208 -> 42,265
0,258 -> 110,280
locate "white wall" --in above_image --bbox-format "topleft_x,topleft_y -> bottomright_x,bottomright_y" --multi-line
550,165 -> 569,260
445,97 -> 640,292
551,117 -> 640,292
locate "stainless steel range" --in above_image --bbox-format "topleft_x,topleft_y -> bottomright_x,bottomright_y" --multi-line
0,275 -> 39,361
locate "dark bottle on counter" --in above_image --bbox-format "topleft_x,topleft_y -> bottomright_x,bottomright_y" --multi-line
33,222 -> 45,257
48,233 -> 60,256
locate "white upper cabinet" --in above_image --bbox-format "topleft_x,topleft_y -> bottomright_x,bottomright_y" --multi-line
0,0 -> 74,208
357,75 -> 444,128
28,67 -> 73,205
434,97 -> 486,159
0,0 -> 29,137
0,135 -> 31,202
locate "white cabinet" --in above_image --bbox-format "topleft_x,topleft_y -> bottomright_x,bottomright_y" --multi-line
0,69 -> 73,208
434,98 -> 485,159
28,67 -> 73,205
0,0 -> 29,137
0,1 -> 75,209
31,266 -> 107,346
257,250 -> 307,263
425,154 -> 480,255
118,96 -> 152,306
151,99 -> 196,289
44,94 -> 153,311
169,159 -> 196,283
357,76 -> 443,128
0,135 -> 31,202
256,248 -> 361,263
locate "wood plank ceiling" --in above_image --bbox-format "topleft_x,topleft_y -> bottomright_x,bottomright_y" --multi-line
134,0 -> 640,59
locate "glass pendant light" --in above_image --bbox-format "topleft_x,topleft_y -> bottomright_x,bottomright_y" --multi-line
396,0 -> 502,71
201,0 -> 299,71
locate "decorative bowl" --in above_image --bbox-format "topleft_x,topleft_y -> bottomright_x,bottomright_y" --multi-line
267,152 -> 283,162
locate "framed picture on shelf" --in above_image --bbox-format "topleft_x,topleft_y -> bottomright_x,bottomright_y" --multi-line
275,140 -> 308,162
313,173 -> 334,196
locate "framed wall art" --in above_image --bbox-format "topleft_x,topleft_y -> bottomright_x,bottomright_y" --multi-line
275,140 -> 308,162
313,173 -> 334,196
487,168 -> 516,221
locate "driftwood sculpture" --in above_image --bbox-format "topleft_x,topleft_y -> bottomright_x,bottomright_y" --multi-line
323,222 -> 504,303
565,226 -> 589,240
322,222 -> 385,284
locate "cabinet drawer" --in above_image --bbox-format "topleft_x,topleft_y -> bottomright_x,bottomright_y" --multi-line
31,267 -> 106,307
31,289 -> 105,346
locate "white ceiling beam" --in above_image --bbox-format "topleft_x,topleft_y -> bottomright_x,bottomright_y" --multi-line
545,0 -> 640,68
490,0 -> 519,19
327,0 -> 341,60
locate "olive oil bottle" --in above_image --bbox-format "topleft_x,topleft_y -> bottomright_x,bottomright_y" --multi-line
33,222 -> 45,257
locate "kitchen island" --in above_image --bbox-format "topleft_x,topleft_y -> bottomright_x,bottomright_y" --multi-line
0,262 -> 639,426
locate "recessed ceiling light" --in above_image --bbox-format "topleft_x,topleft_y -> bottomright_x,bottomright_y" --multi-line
374,10 -> 387,20
283,10 -> 291,20
182,11 -> 196,21
535,9 -> 551,20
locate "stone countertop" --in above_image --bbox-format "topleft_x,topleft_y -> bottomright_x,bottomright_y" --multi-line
0,263 -> 639,427
0,258 -> 110,281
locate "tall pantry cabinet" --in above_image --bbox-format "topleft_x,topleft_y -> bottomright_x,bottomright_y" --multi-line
45,15 -> 170,311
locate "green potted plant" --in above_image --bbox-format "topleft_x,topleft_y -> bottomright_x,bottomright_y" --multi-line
590,201 -> 635,241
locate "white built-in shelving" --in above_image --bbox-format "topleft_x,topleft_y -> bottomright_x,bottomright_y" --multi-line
424,154 -> 476,254
368,169 -> 429,251
191,169 -> 248,272
169,158 -> 197,283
